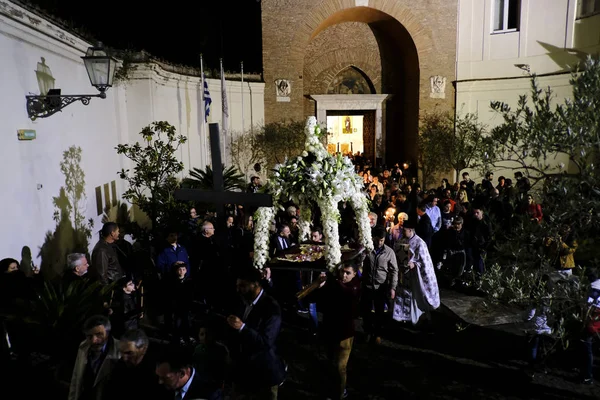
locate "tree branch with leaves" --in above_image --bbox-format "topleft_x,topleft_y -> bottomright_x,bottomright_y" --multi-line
116,121 -> 188,241
471,56 -> 600,352
255,120 -> 305,172
230,128 -> 265,181
446,112 -> 487,182
418,110 -> 453,188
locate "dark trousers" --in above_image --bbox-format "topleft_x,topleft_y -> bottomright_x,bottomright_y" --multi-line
528,334 -> 554,368
582,333 -> 595,380
361,285 -> 389,337
166,308 -> 191,341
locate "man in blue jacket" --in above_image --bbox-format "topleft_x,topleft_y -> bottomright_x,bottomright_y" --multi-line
156,230 -> 190,278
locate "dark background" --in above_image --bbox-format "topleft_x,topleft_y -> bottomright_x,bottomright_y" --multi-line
22,0 -> 263,73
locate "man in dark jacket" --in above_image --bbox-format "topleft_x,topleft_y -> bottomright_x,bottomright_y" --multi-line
106,329 -> 166,400
155,347 -> 217,400
91,222 -> 124,285
313,262 -> 361,399
226,267 -> 286,399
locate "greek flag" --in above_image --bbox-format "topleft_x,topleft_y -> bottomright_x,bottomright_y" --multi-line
203,74 -> 212,123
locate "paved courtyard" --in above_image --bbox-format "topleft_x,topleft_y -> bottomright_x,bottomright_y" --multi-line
3,308 -> 600,400
276,312 -> 600,400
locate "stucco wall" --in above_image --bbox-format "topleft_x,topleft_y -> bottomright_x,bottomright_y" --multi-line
0,1 -> 264,263
455,0 -> 600,182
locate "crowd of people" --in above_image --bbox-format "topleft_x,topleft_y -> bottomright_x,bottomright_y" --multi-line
1,155 -> 599,399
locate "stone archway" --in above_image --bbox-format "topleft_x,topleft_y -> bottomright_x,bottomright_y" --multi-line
262,0 -> 457,166
300,5 -> 421,166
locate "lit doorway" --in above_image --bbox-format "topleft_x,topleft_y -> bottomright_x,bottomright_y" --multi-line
326,115 -> 364,155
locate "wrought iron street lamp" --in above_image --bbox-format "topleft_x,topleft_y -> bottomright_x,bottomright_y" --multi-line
26,42 -> 117,120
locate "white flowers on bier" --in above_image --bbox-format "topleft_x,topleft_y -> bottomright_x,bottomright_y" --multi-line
253,207 -> 275,268
319,197 -> 342,269
253,116 -> 374,270
298,207 -> 312,242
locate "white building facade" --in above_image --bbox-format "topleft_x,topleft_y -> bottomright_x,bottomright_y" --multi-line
0,1 -> 264,262
456,0 -> 600,176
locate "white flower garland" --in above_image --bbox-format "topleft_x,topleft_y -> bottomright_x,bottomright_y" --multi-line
253,206 -> 275,268
318,197 -> 342,270
298,206 -> 312,242
252,116 -> 374,270
349,193 -> 375,253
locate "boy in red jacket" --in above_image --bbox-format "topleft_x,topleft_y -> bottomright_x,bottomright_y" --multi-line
314,261 -> 361,399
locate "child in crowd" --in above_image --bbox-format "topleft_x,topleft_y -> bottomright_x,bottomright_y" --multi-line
166,261 -> 194,345
524,275 -> 554,378
110,274 -> 143,338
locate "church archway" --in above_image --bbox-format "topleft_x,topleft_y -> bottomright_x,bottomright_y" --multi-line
299,5 -> 423,167
326,66 -> 376,95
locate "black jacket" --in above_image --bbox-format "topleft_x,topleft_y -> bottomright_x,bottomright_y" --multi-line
227,290 -> 286,388
105,354 -> 167,400
91,240 -> 123,285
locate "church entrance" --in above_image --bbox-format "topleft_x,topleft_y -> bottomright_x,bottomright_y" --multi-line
311,94 -> 390,166
324,110 -> 375,161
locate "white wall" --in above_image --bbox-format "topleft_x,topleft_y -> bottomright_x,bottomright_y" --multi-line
0,1 -> 264,264
455,0 -> 600,181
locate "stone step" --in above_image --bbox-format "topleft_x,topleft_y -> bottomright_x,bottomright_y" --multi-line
439,288 -> 529,335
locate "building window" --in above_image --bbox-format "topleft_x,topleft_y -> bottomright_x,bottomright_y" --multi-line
578,0 -> 600,18
492,0 -> 520,32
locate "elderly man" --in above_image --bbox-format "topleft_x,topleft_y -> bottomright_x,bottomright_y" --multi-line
393,219 -> 440,326
63,253 -> 90,287
196,220 -> 224,309
69,315 -> 120,400
368,212 -> 378,229
106,329 -> 165,400
361,226 -> 398,344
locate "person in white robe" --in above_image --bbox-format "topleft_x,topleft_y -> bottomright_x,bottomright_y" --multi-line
392,218 -> 440,325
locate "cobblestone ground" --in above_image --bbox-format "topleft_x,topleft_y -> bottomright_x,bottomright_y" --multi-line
276,312 -> 600,400
3,311 -> 600,400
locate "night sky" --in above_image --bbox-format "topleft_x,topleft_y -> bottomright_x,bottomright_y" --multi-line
24,0 -> 264,73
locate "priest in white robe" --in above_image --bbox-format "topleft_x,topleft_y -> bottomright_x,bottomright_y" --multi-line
392,218 -> 440,325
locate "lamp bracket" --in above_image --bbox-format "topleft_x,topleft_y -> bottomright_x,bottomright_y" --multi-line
26,92 -> 106,120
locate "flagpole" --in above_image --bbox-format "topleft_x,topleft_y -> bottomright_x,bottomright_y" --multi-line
200,54 -> 208,167
241,61 -> 245,138
220,58 -> 228,165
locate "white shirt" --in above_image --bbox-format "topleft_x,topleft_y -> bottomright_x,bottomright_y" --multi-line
239,289 -> 264,332
175,367 -> 195,399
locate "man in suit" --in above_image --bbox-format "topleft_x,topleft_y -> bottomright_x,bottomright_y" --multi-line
270,224 -> 292,256
155,347 -> 220,400
269,224 -> 298,309
227,267 -> 286,399
69,315 -> 120,400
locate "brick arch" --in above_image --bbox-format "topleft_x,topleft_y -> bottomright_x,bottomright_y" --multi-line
289,2 -> 433,73
304,50 -> 381,91
288,2 -> 427,166
304,62 -> 380,116
308,63 -> 380,95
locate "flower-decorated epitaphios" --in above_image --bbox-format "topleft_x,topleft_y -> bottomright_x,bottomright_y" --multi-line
253,117 -> 374,271
298,206 -> 312,242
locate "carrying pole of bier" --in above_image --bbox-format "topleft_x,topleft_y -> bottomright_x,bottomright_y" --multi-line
295,259 -> 342,301
296,279 -> 324,301
292,245 -> 365,300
